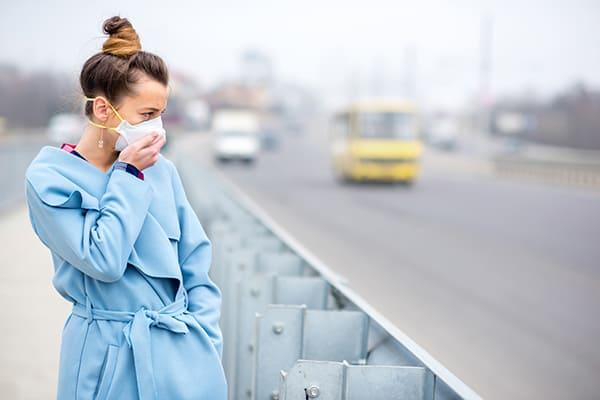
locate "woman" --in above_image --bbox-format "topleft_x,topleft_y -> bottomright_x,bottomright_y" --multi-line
24,16 -> 227,400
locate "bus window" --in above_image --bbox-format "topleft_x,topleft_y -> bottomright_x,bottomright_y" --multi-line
358,112 -> 418,140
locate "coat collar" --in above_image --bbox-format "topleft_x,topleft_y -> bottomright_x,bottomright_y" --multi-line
26,145 -> 110,209
26,145 -> 184,289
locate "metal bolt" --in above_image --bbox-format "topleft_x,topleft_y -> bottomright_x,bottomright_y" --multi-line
272,322 -> 284,334
270,390 -> 280,400
306,385 -> 320,398
239,263 -> 246,270
248,343 -> 254,352
250,288 -> 260,297
246,389 -> 252,397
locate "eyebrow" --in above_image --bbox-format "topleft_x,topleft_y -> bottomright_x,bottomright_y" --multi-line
139,106 -> 166,113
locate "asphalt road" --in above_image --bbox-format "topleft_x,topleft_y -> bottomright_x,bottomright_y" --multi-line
183,129 -> 600,400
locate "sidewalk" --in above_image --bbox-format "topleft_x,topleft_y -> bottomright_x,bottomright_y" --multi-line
0,204 -> 70,399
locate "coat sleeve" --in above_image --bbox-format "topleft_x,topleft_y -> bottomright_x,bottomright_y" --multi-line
169,160 -> 223,359
25,168 -> 154,282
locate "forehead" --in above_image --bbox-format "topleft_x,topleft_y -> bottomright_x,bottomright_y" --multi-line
124,75 -> 169,108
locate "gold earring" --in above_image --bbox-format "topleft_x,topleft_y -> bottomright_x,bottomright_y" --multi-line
98,128 -> 104,148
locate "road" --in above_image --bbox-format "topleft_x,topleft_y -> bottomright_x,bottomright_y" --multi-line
180,126 -> 600,400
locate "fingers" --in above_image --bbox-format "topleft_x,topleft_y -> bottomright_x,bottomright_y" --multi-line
135,132 -> 161,149
147,135 -> 166,154
120,132 -> 165,169
137,135 -> 165,159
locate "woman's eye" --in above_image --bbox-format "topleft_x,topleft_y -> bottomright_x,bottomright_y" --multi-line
142,112 -> 153,119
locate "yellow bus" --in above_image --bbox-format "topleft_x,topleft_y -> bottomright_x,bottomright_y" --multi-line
330,99 -> 422,183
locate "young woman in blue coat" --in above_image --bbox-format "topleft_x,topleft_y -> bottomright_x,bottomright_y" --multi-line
24,16 -> 227,400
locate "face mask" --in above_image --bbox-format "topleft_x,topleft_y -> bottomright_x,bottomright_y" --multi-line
84,96 -> 166,151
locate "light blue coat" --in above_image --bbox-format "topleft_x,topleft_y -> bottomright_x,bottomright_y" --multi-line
24,145 -> 227,400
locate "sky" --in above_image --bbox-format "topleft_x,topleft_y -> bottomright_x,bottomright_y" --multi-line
1,0 -> 599,109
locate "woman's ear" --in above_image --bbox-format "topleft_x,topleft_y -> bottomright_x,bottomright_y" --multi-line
91,96 -> 112,122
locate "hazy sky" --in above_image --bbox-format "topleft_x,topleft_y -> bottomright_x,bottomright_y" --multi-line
1,0 -> 599,109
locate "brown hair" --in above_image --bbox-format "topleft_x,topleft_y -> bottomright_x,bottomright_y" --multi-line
81,16 -> 169,116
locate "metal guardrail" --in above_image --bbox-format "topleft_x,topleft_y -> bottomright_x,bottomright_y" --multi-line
174,155 -> 482,400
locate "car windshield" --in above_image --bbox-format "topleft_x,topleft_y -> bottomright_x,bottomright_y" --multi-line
358,112 -> 418,139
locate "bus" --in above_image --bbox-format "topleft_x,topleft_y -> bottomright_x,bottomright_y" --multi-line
330,99 -> 422,184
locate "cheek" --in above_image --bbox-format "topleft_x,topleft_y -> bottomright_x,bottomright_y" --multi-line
117,109 -> 145,125
114,100 -> 144,124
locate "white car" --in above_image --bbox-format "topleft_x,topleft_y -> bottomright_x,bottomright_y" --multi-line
212,110 -> 260,163
214,130 -> 260,163
427,116 -> 460,151
47,113 -> 85,144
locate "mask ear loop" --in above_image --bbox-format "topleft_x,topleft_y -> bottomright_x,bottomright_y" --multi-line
84,96 -> 125,149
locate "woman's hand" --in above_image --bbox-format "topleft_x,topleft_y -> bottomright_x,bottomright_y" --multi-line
118,132 -> 166,170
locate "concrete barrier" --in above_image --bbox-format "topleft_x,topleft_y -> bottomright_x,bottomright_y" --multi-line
493,148 -> 600,188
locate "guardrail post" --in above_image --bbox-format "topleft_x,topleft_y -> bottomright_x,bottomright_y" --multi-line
236,276 -> 329,399
279,360 -> 434,400
253,306 -> 369,400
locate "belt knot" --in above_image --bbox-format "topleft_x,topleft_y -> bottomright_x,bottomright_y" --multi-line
144,309 -> 160,326
71,296 -> 194,400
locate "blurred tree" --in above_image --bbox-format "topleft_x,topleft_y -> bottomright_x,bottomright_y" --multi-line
0,64 -> 77,130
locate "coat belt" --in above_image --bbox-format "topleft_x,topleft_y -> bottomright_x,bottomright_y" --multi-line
72,296 -> 195,400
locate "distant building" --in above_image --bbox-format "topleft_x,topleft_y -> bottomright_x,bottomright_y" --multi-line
240,50 -> 273,87
491,83 -> 600,150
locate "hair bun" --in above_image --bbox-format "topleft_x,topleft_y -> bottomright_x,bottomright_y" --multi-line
101,16 -> 141,58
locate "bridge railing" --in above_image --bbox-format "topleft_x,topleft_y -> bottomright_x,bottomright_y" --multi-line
175,155 -> 481,400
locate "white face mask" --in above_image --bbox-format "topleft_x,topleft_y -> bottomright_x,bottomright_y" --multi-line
113,115 -> 166,151
84,96 -> 167,151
